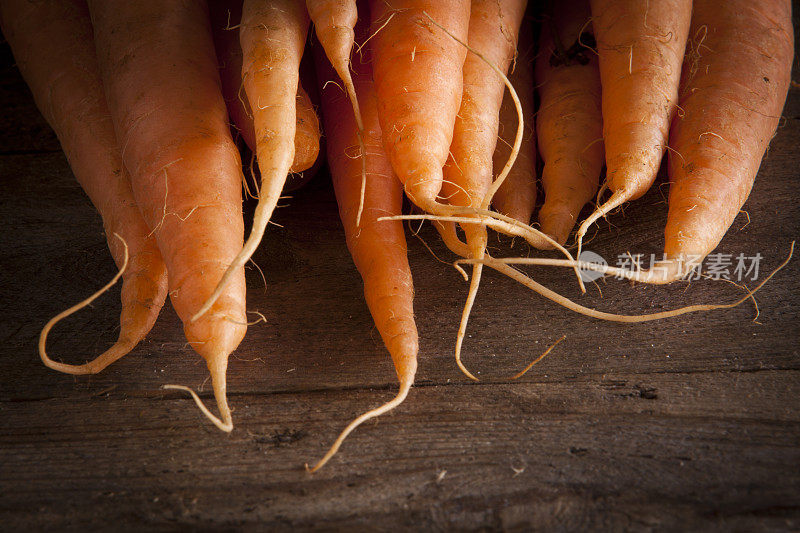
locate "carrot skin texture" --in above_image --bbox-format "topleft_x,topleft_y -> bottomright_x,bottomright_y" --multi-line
240,0 -> 307,190
369,0 -> 470,207
534,0 -> 603,245
291,85 -> 321,173
434,0 -> 527,257
1,0 -> 168,372
492,20 -> 538,226
307,6 -> 417,470
191,0 -> 309,325
589,0 -> 692,199
665,0 -> 793,259
89,0 -> 246,425
306,0 -> 357,82
306,0 -> 364,226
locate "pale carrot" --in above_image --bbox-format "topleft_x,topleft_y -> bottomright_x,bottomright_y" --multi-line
194,0 -> 310,323
306,0 -> 361,132
305,0 -> 364,221
209,0 -> 320,174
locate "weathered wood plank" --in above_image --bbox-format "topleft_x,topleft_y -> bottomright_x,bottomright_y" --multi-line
2,375 -> 800,530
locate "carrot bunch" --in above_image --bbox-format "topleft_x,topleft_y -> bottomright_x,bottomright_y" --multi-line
474,0 -> 793,289
5,1 -> 794,471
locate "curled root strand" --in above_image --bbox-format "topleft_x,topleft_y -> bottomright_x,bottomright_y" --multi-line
38,233 -> 130,375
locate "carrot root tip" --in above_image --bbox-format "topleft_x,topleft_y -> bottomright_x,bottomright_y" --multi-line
307,378 -> 413,473
161,383 -> 233,433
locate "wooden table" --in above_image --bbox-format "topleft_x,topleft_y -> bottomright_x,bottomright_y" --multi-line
1,36 -> 799,530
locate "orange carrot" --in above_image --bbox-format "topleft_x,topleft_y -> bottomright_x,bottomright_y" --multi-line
407,2 -> 793,322
662,0 -> 793,273
0,0 -> 168,374
310,8 -> 418,469
371,4 -> 579,270
194,0 -> 309,322
88,0 -> 247,430
576,0 -> 692,257
306,0 -> 361,130
374,4 -> 585,377
492,20 -> 537,227
441,0 -> 526,218
369,0 -> 470,212
291,84 -> 321,174
534,0 -> 603,246
287,51 -> 326,191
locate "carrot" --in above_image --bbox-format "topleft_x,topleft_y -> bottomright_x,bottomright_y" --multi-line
371,3 -> 587,377
396,0 -> 793,325
661,0 -> 793,274
208,0 -> 320,174
194,0 -> 309,322
491,20 -> 537,227
287,51 -> 326,191
291,85 -> 322,174
440,0 -> 527,217
0,0 -> 168,374
88,0 -> 247,431
534,0 -> 604,247
309,7 -> 418,470
372,4 -> 583,288
369,0 -> 470,212
575,0 -> 692,257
